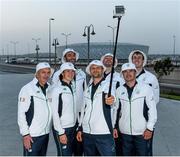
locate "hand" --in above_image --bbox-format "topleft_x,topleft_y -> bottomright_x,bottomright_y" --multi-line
143,129 -> 153,140
105,95 -> 115,105
59,134 -> 68,144
113,129 -> 119,139
23,135 -> 33,150
76,131 -> 82,142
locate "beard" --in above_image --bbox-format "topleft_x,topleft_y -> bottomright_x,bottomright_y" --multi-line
67,59 -> 76,64
104,62 -> 112,68
92,72 -> 103,78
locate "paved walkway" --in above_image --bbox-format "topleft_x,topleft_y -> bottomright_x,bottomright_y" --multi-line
0,73 -> 180,155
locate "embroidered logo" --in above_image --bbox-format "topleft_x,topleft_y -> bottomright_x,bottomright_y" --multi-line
136,90 -> 140,94
20,97 -> 25,102
48,98 -> 52,102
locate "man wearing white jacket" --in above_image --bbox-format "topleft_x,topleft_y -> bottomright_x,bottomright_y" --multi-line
128,50 -> 159,155
114,63 -> 157,156
18,62 -> 53,156
50,62 -> 76,156
77,60 -> 116,156
52,48 -> 86,155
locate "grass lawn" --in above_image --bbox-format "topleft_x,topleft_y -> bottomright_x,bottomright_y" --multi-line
160,93 -> 180,101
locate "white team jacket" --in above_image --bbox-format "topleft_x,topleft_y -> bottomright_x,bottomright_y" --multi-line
52,68 -> 86,119
50,81 -> 76,135
17,78 -> 52,137
136,69 -> 159,104
79,79 -> 115,135
115,82 -> 157,135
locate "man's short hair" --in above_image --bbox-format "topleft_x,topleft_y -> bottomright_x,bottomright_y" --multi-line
132,51 -> 144,60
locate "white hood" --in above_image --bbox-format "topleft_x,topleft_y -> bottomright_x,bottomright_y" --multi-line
128,50 -> 147,67
100,53 -> 118,68
61,48 -> 79,63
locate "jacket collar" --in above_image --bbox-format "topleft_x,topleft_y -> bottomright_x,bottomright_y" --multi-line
32,77 -> 49,88
136,69 -> 145,78
123,81 -> 138,89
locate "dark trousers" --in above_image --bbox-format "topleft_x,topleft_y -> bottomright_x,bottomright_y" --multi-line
53,126 -> 75,156
147,130 -> 154,156
72,132 -> 84,156
83,133 -> 116,156
23,134 -> 49,156
115,130 -> 123,156
72,121 -> 83,156
121,133 -> 149,156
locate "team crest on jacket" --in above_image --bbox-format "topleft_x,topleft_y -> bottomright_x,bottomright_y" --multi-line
48,98 -> 52,102
121,92 -> 125,95
20,97 -> 25,102
37,91 -> 40,93
136,90 -> 140,94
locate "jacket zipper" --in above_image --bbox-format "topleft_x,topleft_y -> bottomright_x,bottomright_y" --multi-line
45,99 -> 50,134
72,92 -> 76,125
39,87 -> 50,134
129,98 -> 132,135
88,99 -> 93,134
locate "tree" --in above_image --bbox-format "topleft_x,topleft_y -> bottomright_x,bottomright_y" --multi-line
154,57 -> 174,80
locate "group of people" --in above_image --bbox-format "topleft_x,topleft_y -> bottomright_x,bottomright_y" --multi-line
17,48 -> 159,156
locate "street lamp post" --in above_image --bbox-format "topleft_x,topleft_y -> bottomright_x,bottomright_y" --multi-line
49,18 -> 55,65
61,33 -> 71,48
10,41 -> 18,58
32,38 -> 41,63
52,38 -> 59,68
82,24 -> 96,63
107,25 -> 116,48
173,35 -> 176,60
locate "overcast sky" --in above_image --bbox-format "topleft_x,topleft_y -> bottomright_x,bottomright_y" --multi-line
0,0 -> 179,55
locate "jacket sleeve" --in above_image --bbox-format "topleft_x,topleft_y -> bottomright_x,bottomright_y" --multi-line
152,76 -> 160,104
145,86 -> 157,131
77,75 -> 87,123
17,87 -> 31,136
113,88 -> 121,129
77,92 -> 87,132
50,88 -> 65,135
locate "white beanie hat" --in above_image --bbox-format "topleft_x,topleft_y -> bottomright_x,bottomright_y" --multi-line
121,63 -> 137,72
100,53 -> 118,68
36,62 -> 51,73
128,50 -> 147,67
86,60 -> 106,75
61,48 -> 79,63
58,62 -> 76,75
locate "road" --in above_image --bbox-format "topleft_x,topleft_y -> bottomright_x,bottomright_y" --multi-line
0,73 -> 180,155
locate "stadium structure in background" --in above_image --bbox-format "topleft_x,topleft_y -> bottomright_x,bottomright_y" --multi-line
56,42 -> 149,63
